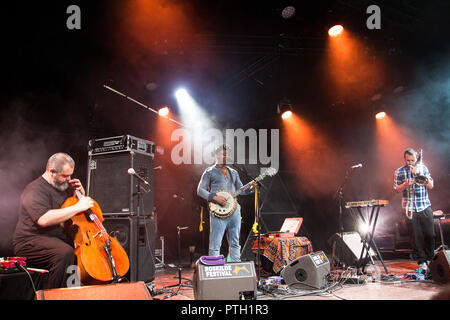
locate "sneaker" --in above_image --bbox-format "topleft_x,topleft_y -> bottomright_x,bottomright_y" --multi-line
418,262 -> 428,273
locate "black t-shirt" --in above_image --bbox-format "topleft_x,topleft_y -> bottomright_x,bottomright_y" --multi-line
13,176 -> 72,249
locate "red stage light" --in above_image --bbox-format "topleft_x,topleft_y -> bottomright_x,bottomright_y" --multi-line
158,106 -> 169,117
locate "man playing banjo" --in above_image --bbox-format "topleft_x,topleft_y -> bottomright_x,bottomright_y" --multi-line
197,144 -> 257,262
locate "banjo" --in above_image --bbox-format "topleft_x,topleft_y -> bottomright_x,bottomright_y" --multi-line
209,167 -> 277,218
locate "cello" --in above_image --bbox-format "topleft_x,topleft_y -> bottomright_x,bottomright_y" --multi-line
61,190 -> 130,285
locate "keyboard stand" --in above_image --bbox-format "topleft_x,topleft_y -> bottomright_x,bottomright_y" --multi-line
434,212 -> 449,252
346,204 -> 389,275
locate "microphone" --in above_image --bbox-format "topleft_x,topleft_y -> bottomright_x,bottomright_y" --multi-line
154,165 -> 162,171
351,163 -> 363,169
127,168 -> 150,185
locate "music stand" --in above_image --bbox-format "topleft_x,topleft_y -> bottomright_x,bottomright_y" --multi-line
164,226 -> 192,297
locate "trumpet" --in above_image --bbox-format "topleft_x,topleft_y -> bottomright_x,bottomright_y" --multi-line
413,149 -> 428,186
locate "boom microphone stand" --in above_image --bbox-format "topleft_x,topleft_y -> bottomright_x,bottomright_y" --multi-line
335,165 -> 360,238
334,165 -> 361,268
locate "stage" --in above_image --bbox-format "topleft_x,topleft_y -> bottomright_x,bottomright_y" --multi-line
1,2 -> 450,310
150,258 -> 448,301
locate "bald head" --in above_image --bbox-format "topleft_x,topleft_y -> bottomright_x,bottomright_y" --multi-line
46,153 -> 75,173
43,153 -> 75,192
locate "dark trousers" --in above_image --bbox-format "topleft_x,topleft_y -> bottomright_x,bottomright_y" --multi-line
14,236 -> 75,289
411,206 -> 435,264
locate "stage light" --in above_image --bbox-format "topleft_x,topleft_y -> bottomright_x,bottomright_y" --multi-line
175,88 -> 188,100
174,86 -> 214,132
359,221 -> 370,235
281,110 -> 292,119
281,6 -> 296,19
328,25 -> 344,37
174,88 -> 196,112
277,98 -> 294,120
158,106 -> 169,117
375,111 -> 386,119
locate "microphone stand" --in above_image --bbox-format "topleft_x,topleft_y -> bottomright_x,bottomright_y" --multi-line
335,166 -> 358,239
255,184 -> 263,288
164,226 -> 193,298
332,167 -> 357,270
231,163 -> 265,288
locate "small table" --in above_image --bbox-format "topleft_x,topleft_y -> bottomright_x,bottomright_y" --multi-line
252,236 -> 313,274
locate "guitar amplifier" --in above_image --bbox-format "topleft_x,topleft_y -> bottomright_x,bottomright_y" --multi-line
193,261 -> 257,300
87,136 -> 154,215
88,135 -> 155,157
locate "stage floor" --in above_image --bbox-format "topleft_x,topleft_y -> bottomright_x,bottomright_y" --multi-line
149,258 -> 448,300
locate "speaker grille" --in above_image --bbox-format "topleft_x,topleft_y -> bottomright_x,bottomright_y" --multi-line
88,152 -> 153,215
430,250 -> 450,284
102,216 -> 156,282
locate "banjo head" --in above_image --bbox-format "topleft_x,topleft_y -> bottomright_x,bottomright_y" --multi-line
209,190 -> 237,218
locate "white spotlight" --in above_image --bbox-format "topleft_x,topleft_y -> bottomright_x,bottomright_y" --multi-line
175,88 -> 196,112
175,88 -> 188,99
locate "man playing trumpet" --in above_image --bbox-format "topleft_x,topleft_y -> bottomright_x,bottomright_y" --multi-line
394,148 -> 434,272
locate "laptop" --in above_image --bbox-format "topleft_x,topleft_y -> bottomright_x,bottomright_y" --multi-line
265,217 -> 303,238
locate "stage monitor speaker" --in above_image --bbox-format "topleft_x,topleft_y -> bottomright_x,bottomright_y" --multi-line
88,151 -> 153,215
328,232 -> 375,268
193,261 -> 257,300
102,216 -> 156,283
280,251 -> 330,290
35,281 -> 152,300
430,250 -> 450,284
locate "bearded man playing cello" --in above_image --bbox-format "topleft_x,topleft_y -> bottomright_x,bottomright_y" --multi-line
13,153 -> 93,288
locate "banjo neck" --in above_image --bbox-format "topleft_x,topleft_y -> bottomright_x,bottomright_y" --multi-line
233,180 -> 255,198
232,170 -> 272,198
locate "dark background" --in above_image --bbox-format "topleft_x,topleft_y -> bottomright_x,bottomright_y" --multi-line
1,1 -> 449,261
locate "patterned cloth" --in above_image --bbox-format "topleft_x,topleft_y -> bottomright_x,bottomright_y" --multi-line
252,236 -> 313,273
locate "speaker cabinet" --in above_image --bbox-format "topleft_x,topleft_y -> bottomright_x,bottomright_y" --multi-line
328,232 -> 375,268
35,281 -> 152,300
280,251 -> 330,289
102,216 -> 156,283
193,261 -> 257,300
88,151 -> 153,215
430,250 -> 450,284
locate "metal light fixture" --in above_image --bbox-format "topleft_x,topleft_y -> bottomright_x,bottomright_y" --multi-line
277,98 -> 293,120
281,5 -> 296,19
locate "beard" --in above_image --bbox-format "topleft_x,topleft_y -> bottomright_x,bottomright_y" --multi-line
52,179 -> 69,192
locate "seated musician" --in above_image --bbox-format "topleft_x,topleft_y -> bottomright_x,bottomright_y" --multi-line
197,144 -> 256,262
12,153 -> 93,288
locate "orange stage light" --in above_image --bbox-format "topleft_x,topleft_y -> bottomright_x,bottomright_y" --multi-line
281,110 -> 293,120
375,111 -> 386,119
328,25 -> 344,37
281,113 -> 340,197
326,28 -> 384,107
